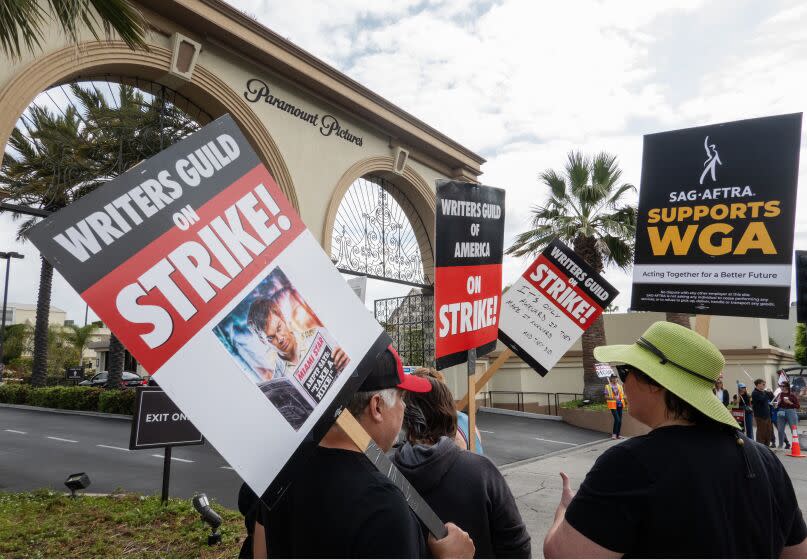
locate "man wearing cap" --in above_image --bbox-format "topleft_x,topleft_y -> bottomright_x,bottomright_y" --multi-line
544,321 -> 807,558
253,346 -> 475,559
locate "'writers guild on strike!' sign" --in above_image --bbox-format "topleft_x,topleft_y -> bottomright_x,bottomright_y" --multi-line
434,180 -> 505,370
26,114 -> 387,503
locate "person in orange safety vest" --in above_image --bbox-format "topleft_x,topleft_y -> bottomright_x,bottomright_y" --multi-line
605,373 -> 627,439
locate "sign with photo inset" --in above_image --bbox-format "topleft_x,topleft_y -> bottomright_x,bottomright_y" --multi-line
26,114 -> 387,504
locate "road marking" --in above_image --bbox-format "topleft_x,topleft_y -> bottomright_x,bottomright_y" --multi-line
151,454 -> 194,463
97,444 -> 130,452
534,437 -> 577,446
47,436 -> 78,443
4,429 -> 26,434
479,430 -> 495,434
220,466 -> 235,470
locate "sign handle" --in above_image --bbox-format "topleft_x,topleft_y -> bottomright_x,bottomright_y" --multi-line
456,347 -> 513,411
335,410 -> 448,539
161,445 -> 172,503
467,348 -> 477,452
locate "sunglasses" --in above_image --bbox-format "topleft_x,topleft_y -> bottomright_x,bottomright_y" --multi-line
616,365 -> 631,383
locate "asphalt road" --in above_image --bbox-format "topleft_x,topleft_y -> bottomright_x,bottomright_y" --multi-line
0,406 -> 606,509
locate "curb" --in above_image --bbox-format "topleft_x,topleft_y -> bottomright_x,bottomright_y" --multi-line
479,406 -> 562,421
0,402 -> 132,421
500,437 -> 615,472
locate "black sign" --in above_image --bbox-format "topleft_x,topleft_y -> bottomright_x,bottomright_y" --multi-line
65,366 -> 84,380
632,113 -> 802,318
434,180 -> 505,370
129,387 -> 204,450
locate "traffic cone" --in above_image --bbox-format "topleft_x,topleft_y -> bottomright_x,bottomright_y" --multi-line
789,425 -> 805,458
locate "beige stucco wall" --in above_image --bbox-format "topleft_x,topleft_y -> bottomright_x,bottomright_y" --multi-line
10,306 -> 66,327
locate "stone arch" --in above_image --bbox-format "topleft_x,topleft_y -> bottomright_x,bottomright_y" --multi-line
323,156 -> 435,285
0,41 -> 299,211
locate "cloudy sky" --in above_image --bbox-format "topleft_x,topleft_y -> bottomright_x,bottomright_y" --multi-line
2,0 -> 807,323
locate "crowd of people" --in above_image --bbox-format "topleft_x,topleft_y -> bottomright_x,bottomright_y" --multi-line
239,322 -> 806,558
717,376 -> 801,450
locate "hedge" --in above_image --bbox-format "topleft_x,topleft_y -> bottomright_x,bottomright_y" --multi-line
0,385 -> 134,415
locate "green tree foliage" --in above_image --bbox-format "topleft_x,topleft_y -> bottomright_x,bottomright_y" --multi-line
795,323 -> 806,365
0,0 -> 146,60
507,151 -> 637,402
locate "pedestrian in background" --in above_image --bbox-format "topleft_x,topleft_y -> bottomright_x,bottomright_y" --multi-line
713,379 -> 729,406
738,383 -> 754,439
544,321 -> 807,558
604,374 -> 627,440
777,381 -> 800,450
752,379 -> 772,447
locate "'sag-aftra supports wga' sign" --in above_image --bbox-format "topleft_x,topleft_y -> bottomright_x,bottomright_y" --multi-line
244,79 -> 364,147
632,113 -> 802,319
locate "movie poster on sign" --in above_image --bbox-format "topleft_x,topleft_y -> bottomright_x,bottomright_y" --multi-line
631,113 -> 802,319
499,239 -> 618,376
435,180 -> 505,370
25,115 -> 387,504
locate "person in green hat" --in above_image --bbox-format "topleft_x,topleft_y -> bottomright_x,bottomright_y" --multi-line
543,321 -> 807,558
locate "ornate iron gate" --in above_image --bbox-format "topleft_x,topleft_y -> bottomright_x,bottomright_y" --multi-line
374,291 -> 434,367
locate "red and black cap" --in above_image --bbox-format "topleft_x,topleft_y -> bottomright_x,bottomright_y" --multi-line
358,345 -> 431,393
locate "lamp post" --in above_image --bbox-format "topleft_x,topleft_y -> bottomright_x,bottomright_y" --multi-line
0,251 -> 25,381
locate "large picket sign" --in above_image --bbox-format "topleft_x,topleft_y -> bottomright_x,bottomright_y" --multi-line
499,239 -> 618,375
26,115 -> 386,502
632,113 -> 802,318
434,180 -> 505,370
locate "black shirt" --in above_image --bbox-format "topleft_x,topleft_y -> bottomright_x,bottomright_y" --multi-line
752,388 -> 771,419
260,446 -> 426,558
566,424 -> 806,558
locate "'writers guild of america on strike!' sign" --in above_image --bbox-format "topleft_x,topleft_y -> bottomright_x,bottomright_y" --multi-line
434,180 -> 505,370
26,114 -> 388,504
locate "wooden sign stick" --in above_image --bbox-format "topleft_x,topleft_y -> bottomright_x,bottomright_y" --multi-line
695,315 -> 712,338
335,409 -> 448,539
455,347 -> 513,411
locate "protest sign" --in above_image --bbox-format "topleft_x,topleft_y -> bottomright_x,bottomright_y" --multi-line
25,114 -> 387,502
434,180 -> 505,370
632,113 -> 802,319
499,239 -> 618,375
595,362 -> 616,379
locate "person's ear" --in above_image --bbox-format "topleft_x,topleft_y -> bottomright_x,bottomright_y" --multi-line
366,394 -> 384,424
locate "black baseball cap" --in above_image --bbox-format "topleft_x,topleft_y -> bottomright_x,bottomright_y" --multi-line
358,345 -> 431,393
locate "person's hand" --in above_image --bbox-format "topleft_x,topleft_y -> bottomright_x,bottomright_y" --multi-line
428,522 -> 474,559
559,472 -> 576,509
332,347 -> 349,372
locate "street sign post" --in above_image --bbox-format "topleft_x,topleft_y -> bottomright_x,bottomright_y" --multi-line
129,387 -> 204,502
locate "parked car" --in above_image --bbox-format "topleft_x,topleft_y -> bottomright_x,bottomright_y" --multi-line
78,371 -> 148,388
777,366 -> 807,419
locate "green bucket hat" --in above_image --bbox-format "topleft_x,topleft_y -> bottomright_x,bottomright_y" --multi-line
593,321 -> 737,430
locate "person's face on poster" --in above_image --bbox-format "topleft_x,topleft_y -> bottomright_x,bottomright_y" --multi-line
263,311 -> 298,361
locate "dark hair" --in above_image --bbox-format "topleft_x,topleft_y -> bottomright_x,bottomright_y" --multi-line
754,379 -> 764,386
402,368 -> 457,444
627,366 -> 713,425
247,296 -> 284,338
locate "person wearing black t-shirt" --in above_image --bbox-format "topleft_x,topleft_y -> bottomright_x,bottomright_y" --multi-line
252,346 -> 475,559
544,321 -> 807,558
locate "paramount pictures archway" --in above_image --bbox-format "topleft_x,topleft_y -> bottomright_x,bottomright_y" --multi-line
0,0 -> 484,372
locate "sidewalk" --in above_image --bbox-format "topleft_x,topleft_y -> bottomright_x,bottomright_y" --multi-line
504,423 -> 807,558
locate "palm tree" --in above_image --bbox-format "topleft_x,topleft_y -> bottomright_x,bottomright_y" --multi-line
0,0 -> 146,60
62,323 -> 99,365
0,106 -> 100,386
508,151 -> 637,402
